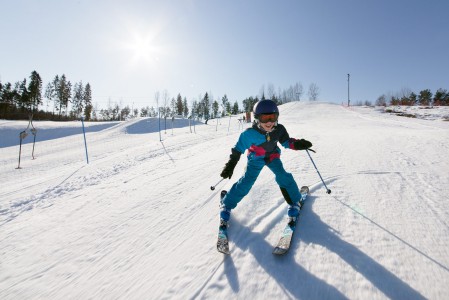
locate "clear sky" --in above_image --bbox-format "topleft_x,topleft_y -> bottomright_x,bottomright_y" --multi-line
1,0 -> 448,109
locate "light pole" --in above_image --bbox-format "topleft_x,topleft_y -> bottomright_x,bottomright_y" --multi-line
347,73 -> 350,107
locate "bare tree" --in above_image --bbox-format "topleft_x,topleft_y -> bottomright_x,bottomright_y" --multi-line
308,83 -> 320,101
162,90 -> 170,118
154,91 -> 160,112
293,82 -> 303,101
375,94 -> 387,106
399,87 -> 413,99
259,84 -> 265,99
267,83 -> 276,99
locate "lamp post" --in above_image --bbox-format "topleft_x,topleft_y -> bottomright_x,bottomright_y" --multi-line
347,73 -> 350,107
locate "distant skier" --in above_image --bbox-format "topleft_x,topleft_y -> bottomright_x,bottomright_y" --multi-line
219,99 -> 312,227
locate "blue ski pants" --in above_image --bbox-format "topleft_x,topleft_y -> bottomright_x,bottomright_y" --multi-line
222,157 -> 301,210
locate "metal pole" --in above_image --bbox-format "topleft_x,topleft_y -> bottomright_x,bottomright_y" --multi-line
306,149 -> 331,194
158,109 -> 162,141
347,73 -> 350,107
16,132 -> 25,169
81,117 -> 89,164
31,128 -> 37,160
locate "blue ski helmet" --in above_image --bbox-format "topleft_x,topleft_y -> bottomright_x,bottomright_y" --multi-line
253,99 -> 279,119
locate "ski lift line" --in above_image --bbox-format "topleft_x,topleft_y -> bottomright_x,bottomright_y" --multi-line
279,101 -> 300,116
330,192 -> 449,273
305,171 -> 449,273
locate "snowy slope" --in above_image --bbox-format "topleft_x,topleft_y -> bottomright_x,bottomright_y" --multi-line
1,102 -> 448,299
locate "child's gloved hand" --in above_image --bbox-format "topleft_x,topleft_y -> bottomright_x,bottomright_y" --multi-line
293,139 -> 312,150
221,149 -> 241,179
220,158 -> 238,179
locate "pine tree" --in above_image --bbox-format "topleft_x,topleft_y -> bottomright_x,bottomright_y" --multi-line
418,89 -> 432,106
0,82 -> 17,117
28,71 -> 42,112
18,79 -> 30,110
72,81 -> 84,117
182,97 -> 189,117
433,88 -> 448,106
212,100 -> 219,118
84,83 -> 92,120
202,92 -> 210,121
221,94 -> 229,116
232,101 -> 239,114
54,75 -> 72,117
45,82 -> 56,114
409,92 -> 417,106
58,75 -> 72,117
176,93 -> 183,115
84,90 -> 93,117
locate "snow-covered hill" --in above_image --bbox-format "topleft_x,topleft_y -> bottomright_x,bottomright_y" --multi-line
1,102 -> 448,299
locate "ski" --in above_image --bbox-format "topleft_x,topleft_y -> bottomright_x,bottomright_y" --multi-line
217,190 -> 230,254
217,220 -> 230,254
273,186 -> 309,255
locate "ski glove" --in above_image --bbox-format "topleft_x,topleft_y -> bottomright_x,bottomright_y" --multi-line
220,148 -> 241,179
293,139 -> 312,150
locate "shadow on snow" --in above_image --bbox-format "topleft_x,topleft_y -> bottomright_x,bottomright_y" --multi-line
224,194 -> 425,299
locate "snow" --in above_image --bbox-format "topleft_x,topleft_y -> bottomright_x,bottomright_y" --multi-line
1,102 -> 449,299
383,105 -> 449,121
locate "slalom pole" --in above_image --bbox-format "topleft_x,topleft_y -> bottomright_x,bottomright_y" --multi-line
306,149 -> 331,194
29,114 -> 37,160
31,128 -> 37,160
81,117 -> 89,164
16,131 -> 26,169
210,178 -> 225,190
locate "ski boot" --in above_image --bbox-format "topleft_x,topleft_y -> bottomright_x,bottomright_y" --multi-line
287,202 -> 301,226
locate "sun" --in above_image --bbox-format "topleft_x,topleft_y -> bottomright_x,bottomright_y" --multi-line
123,30 -> 160,66
127,34 -> 155,63
117,17 -> 167,67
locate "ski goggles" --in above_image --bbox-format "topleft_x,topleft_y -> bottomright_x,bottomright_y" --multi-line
258,113 -> 278,123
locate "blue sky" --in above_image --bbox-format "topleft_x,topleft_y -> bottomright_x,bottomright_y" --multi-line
1,0 -> 448,109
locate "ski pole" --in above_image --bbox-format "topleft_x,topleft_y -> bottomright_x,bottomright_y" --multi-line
306,149 -> 332,194
210,178 -> 225,190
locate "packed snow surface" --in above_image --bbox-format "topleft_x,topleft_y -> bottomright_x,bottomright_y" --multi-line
1,102 -> 448,299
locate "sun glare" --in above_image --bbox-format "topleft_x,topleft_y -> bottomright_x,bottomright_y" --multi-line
128,34 -> 154,63
123,30 -> 161,66
117,17 -> 167,68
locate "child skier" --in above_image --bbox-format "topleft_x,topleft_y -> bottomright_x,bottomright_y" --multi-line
219,99 -> 312,226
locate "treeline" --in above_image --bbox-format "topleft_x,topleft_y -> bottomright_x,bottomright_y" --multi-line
96,81 -> 312,122
1,70 -> 315,122
101,92 -> 242,122
375,88 -> 449,106
0,70 -> 92,120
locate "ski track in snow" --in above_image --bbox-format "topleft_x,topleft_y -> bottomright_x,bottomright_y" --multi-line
1,102 -> 449,299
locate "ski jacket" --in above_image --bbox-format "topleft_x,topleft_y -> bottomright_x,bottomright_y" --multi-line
231,123 -> 300,164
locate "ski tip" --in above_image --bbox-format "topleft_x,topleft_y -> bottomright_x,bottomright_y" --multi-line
273,247 -> 288,255
217,247 -> 230,255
